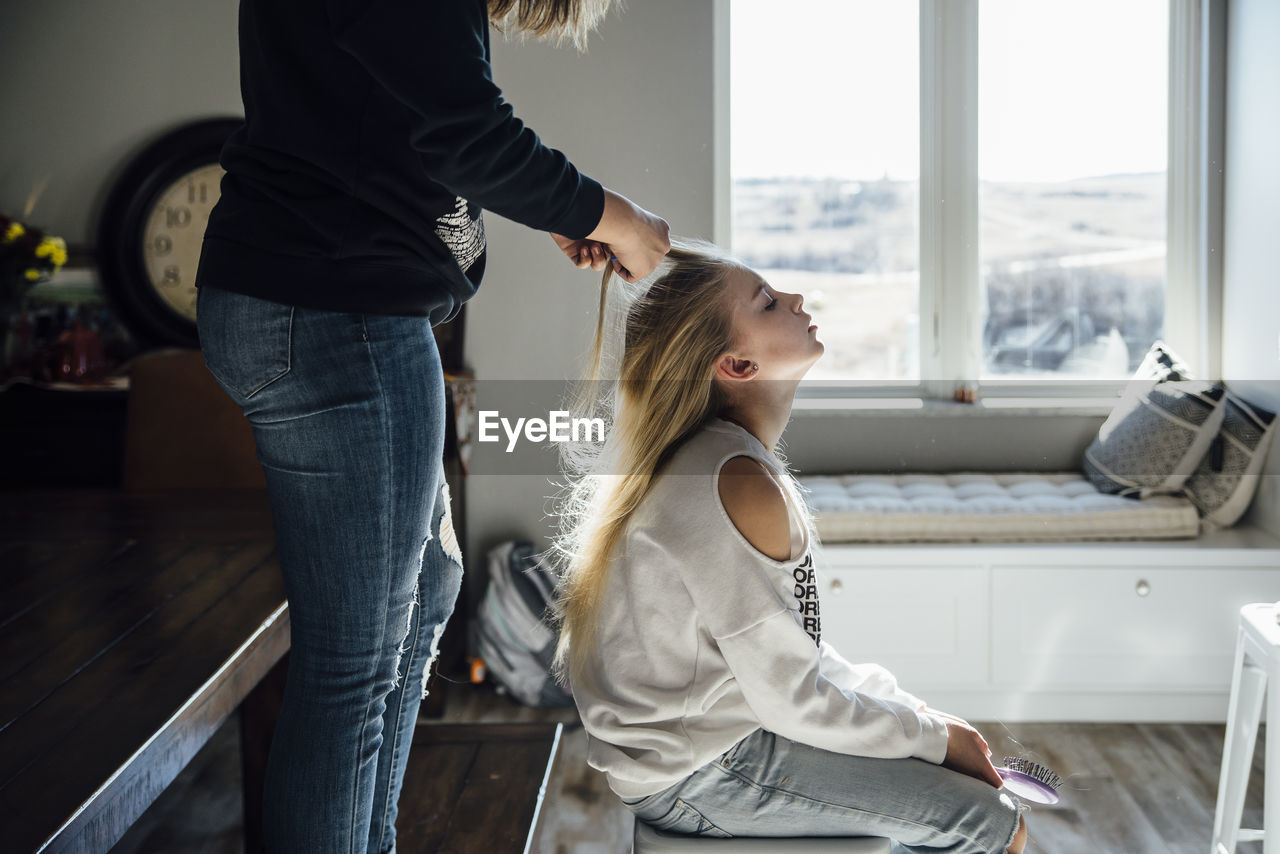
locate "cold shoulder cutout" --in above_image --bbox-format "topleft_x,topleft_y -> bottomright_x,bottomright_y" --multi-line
717,455 -> 792,562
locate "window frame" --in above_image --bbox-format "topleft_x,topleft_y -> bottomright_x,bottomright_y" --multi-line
715,0 -> 1225,405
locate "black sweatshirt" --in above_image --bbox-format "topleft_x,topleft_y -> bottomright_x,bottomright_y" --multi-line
195,0 -> 606,324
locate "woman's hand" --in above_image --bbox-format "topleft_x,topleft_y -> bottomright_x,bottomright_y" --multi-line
550,233 -> 611,271
584,188 -> 671,282
941,720 -> 1003,789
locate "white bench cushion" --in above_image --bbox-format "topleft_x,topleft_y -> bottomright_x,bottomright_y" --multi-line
798,472 -> 1200,543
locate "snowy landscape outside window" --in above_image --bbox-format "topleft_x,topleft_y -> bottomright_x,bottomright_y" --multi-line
730,0 -> 1169,386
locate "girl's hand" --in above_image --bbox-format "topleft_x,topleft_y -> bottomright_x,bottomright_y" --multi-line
550,233 -> 611,271
925,707 -> 989,755
941,721 -> 1003,789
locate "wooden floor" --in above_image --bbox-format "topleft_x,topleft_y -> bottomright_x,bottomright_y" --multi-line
976,719 -> 1266,854
110,682 -> 1267,854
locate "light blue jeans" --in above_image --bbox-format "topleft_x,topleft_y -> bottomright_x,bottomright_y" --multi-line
624,729 -> 1022,854
197,285 -> 465,854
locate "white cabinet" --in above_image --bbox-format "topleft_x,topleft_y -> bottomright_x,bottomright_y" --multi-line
818,565 -> 988,687
990,566 -> 1279,692
816,527 -> 1280,721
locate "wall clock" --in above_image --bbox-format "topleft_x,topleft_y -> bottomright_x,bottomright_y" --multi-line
97,117 -> 242,348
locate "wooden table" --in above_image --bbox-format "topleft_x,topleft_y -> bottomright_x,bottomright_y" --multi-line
0,489 -> 288,853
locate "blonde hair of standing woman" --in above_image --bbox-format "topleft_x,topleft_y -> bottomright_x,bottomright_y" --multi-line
488,0 -> 618,50
546,240 -> 812,685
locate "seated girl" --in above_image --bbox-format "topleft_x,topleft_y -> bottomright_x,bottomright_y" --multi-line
547,240 -> 1028,853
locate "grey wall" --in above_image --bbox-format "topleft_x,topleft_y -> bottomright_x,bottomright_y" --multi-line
1223,0 -> 1280,538
0,0 -> 1274,561
0,1 -> 242,243
467,0 -> 720,565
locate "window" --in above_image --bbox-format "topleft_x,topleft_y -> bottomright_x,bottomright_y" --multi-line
978,0 -> 1168,380
727,0 -> 1192,396
730,0 -> 920,382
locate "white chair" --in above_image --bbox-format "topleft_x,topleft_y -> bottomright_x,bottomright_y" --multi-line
1211,602 -> 1280,854
634,819 -> 892,853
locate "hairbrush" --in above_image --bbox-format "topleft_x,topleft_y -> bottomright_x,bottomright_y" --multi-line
996,756 -> 1063,804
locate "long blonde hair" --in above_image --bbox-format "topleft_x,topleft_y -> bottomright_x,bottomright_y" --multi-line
488,0 -> 618,50
547,240 -> 793,684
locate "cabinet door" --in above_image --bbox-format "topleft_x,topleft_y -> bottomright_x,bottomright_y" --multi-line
991,567 -> 1280,689
818,566 -> 989,687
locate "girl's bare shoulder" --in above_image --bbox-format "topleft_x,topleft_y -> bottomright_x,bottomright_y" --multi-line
716,455 -> 791,562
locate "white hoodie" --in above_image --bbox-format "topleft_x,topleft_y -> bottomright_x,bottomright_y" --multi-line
573,417 -> 950,800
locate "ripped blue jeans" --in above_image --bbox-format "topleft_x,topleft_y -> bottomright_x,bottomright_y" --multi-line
197,285 -> 464,854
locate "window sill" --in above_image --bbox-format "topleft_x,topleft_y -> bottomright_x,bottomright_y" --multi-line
790,397 -> 1117,418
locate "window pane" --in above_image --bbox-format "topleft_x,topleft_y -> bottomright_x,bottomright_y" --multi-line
979,0 -> 1168,379
731,0 -> 919,381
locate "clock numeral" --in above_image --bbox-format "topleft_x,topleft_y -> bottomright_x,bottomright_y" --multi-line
153,234 -> 173,256
187,182 -> 210,205
165,207 -> 192,228
161,266 -> 182,286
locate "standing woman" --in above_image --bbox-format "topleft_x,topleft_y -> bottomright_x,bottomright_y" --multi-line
194,0 -> 670,851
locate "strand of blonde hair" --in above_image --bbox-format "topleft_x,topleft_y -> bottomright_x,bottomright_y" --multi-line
488,0 -> 619,51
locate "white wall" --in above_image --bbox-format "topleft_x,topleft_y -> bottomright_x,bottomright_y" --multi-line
1222,0 -> 1280,538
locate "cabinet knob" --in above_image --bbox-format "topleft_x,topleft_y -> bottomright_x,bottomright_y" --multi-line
1135,579 -> 1151,597
830,579 -> 844,594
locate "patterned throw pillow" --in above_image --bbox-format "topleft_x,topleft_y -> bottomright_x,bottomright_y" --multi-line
1183,392 -> 1278,528
1083,341 -> 1228,498
1134,340 -> 1194,382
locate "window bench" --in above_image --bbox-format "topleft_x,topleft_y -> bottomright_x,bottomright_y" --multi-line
817,525 -> 1280,722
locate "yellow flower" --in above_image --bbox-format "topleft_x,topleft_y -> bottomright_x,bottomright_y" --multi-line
4,222 -> 23,242
31,236 -> 68,267
24,268 -> 41,281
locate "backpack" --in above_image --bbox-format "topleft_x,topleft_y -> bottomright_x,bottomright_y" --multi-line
473,540 -> 574,707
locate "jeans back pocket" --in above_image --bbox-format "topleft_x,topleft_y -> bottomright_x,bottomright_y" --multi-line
197,286 -> 294,401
